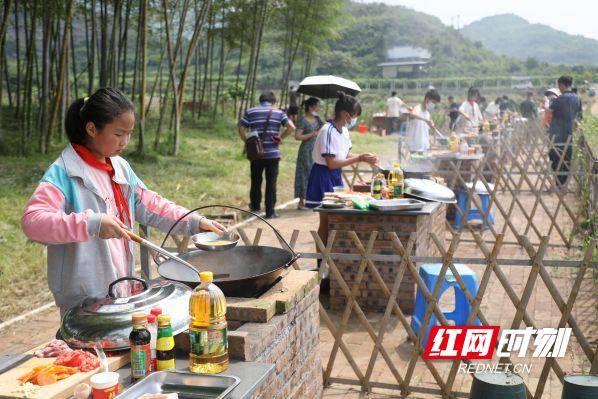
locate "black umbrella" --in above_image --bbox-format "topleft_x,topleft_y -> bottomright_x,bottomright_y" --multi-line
296,75 -> 361,99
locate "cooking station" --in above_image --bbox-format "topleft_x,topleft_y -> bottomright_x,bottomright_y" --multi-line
317,201 -> 446,314
0,209 -> 323,399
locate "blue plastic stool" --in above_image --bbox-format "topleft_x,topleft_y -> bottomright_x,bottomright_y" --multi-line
453,182 -> 495,229
410,263 -> 480,348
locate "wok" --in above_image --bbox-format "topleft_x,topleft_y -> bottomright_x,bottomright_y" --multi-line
158,246 -> 295,297
155,205 -> 299,298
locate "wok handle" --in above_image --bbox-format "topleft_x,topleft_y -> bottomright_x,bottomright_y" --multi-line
126,230 -> 144,244
108,277 -> 148,298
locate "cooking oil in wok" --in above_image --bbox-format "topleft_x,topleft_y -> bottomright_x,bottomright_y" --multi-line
189,271 -> 228,373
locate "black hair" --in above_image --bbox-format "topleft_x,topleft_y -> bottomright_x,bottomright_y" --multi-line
502,95 -> 509,100
467,87 -> 480,101
425,89 -> 441,102
495,97 -> 502,103
448,95 -> 454,101
526,91 -> 534,97
65,87 -> 135,145
334,91 -> 361,118
391,91 -> 397,96
259,91 -> 276,104
557,75 -> 573,88
302,97 -> 319,113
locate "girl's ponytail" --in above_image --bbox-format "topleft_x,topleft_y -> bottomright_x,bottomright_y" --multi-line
65,98 -> 87,145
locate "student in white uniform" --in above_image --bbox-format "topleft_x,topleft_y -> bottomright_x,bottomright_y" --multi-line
404,89 -> 441,153
305,91 -> 378,243
458,87 -> 484,133
385,91 -> 404,134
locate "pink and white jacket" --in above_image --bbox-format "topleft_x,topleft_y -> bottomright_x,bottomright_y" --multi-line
21,144 -> 203,314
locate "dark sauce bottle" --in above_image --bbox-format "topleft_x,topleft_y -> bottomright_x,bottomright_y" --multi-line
130,313 -> 151,380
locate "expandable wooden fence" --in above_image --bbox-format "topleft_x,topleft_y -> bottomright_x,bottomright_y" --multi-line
142,121 -> 596,398
229,227 -> 596,398
342,121 -> 596,251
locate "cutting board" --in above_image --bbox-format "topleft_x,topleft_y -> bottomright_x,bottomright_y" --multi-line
0,347 -> 129,399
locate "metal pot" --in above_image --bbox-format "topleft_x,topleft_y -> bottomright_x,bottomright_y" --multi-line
60,277 -> 192,351
404,178 -> 457,203
157,246 -> 296,297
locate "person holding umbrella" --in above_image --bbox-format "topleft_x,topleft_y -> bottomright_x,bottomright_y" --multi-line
305,91 -> 378,242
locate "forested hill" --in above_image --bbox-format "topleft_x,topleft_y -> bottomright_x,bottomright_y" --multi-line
461,14 -> 598,66
312,1 -> 523,78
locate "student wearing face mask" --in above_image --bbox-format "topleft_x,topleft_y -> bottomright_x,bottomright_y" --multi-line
294,97 -> 323,209
305,92 -> 378,238
458,87 -> 485,133
404,89 -> 441,153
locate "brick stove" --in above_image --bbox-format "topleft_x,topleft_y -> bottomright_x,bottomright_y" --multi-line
226,270 -> 322,399
176,270 -> 322,398
317,202 -> 446,314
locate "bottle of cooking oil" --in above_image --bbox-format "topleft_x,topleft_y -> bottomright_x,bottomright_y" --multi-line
189,271 -> 228,374
387,162 -> 404,198
449,131 -> 459,153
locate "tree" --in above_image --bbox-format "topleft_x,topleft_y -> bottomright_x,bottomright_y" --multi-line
525,56 -> 539,70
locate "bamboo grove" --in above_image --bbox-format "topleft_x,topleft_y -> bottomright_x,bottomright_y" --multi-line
0,0 -> 341,156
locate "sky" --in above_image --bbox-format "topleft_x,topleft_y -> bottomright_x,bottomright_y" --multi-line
360,0 -> 598,41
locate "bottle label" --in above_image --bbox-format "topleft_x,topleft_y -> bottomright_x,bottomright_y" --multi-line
156,357 -> 175,371
156,336 -> 175,351
393,185 -> 403,197
131,344 -> 151,379
189,327 -> 228,356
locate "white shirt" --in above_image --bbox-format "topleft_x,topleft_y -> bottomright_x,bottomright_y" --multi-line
405,104 -> 431,152
386,96 -> 404,117
458,101 -> 484,132
312,122 -> 352,166
484,101 -> 500,119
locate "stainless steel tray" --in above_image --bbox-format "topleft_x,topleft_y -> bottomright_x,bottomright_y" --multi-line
368,198 -> 425,211
115,371 -> 241,399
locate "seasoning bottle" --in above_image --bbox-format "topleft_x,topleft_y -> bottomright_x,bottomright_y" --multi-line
189,271 -> 229,374
156,314 -> 176,371
146,314 -> 157,372
150,307 -> 162,318
130,313 -> 151,380
370,173 -> 385,200
449,131 -> 459,153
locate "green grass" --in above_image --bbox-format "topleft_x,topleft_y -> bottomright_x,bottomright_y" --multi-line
0,113 -> 392,321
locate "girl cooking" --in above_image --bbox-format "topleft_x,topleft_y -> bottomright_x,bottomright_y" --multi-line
21,87 -> 225,317
305,91 -> 378,243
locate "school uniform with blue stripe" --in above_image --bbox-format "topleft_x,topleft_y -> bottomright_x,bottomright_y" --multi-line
306,122 -> 352,208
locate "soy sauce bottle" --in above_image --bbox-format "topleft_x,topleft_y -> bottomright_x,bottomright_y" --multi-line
130,313 -> 151,380
156,314 -> 176,371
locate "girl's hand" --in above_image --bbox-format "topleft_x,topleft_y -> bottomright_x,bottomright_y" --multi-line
360,153 -> 378,165
311,130 -> 319,137
99,214 -> 130,239
199,218 -> 227,235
